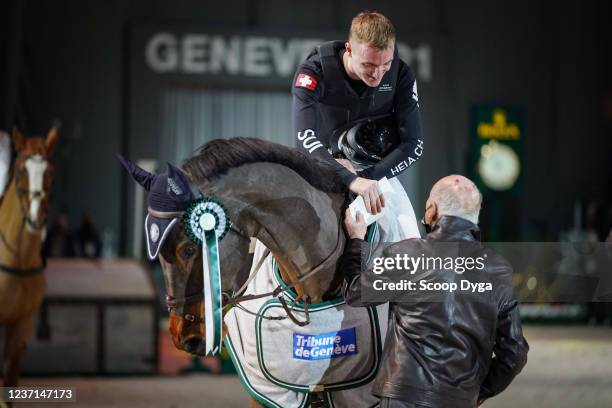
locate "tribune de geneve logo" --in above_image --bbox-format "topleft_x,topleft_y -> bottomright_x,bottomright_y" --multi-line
293,327 -> 358,360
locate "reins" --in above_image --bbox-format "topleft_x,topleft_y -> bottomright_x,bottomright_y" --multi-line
223,215 -> 343,326
165,210 -> 345,328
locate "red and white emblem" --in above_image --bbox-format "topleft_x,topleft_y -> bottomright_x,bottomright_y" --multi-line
295,73 -> 317,90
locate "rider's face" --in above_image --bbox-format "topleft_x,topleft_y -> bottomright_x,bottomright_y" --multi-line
345,41 -> 394,87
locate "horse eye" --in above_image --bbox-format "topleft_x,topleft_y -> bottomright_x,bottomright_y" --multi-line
181,245 -> 197,259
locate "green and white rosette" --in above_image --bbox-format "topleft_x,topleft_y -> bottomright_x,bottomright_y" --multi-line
183,197 -> 230,356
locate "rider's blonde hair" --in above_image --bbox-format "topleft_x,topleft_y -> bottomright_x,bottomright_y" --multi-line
349,11 -> 395,50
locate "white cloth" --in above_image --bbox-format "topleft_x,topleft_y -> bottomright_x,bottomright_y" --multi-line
375,177 -> 421,242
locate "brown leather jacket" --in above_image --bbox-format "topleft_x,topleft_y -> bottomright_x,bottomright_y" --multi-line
340,216 -> 529,407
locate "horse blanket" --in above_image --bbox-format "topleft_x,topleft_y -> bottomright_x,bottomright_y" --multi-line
223,177 -> 420,407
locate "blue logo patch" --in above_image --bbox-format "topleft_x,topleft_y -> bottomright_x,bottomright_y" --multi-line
293,327 -> 358,360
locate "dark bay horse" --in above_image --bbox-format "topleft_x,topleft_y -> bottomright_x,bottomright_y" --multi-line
0,127 -> 57,392
123,138 -> 386,407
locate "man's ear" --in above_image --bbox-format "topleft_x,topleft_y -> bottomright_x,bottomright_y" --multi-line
424,201 -> 438,224
345,41 -> 352,56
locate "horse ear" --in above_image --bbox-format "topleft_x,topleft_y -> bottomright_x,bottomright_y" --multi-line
11,127 -> 25,151
45,126 -> 58,156
116,154 -> 156,191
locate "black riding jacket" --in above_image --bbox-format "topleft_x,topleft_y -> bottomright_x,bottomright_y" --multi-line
291,41 -> 424,188
340,216 -> 529,407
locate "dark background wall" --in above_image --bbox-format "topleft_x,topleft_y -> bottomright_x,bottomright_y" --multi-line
1,0 -> 610,255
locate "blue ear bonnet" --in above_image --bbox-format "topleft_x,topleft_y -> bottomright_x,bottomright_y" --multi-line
118,155 -> 196,259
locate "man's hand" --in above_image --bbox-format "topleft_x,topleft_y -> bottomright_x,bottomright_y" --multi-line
349,177 -> 385,214
335,158 -> 357,175
343,209 -> 367,240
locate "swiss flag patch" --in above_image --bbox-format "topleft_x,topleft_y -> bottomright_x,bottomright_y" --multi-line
295,73 -> 317,90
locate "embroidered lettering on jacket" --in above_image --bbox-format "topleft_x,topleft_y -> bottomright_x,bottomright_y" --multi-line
390,139 -> 424,176
297,129 -> 323,153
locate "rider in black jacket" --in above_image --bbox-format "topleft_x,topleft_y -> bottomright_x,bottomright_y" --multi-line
292,11 -> 423,215
340,175 -> 529,408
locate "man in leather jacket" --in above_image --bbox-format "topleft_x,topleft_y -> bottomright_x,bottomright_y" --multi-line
340,175 -> 529,408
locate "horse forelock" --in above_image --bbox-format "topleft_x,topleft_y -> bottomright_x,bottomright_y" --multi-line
21,136 -> 50,158
181,137 -> 347,194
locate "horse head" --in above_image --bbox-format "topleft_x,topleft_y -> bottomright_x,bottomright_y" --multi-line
120,137 -> 348,356
11,127 -> 57,230
119,155 -> 252,355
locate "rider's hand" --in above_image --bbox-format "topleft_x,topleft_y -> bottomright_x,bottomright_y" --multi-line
343,209 -> 367,240
349,177 -> 385,214
335,158 -> 357,175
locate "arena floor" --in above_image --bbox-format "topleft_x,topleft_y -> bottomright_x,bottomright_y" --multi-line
12,325 -> 612,408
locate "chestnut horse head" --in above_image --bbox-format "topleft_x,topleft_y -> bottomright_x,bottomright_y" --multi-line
0,127 -> 57,273
9,127 -> 57,230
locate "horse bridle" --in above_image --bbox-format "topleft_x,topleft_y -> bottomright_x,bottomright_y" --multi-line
163,209 -> 344,328
163,216 -> 252,324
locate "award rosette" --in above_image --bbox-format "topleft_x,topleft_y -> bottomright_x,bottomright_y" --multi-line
183,197 -> 230,355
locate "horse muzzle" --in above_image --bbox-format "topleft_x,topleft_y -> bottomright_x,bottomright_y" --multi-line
182,335 -> 208,356
168,310 -> 207,356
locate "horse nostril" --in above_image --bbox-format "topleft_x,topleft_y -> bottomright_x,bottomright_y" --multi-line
183,336 -> 207,356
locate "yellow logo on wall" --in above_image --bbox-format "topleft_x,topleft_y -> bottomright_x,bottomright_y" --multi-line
477,109 -> 520,140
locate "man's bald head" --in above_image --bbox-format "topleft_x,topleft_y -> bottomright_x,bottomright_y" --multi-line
426,175 -> 482,224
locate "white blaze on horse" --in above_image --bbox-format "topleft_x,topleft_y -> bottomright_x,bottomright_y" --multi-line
121,137 -> 416,407
0,127 -> 57,392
